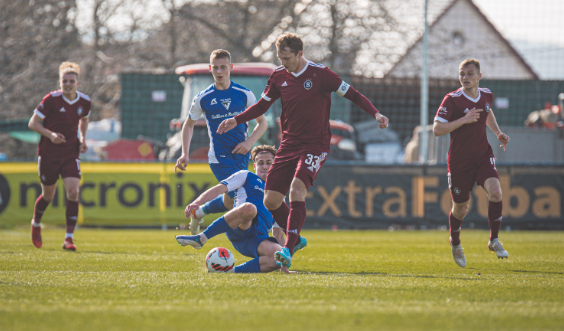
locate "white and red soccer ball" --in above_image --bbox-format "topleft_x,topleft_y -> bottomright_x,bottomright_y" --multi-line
205,247 -> 235,273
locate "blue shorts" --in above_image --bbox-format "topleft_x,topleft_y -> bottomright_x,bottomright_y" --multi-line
210,160 -> 249,199
226,220 -> 277,258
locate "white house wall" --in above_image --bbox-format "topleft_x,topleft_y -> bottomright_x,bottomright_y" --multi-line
387,0 -> 535,79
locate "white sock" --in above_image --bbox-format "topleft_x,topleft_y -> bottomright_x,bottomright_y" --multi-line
199,233 -> 208,244
195,208 -> 206,219
32,221 -> 41,228
65,233 -> 74,239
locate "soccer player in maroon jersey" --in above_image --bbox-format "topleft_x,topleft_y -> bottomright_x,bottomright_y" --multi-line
217,32 -> 389,270
433,58 -> 510,268
28,62 -> 91,251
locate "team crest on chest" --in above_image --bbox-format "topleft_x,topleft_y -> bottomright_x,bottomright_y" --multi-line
304,79 -> 313,90
221,98 -> 231,110
77,107 -> 83,116
485,103 -> 490,112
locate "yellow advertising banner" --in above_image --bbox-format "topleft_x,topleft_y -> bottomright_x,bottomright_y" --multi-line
0,162 -> 220,228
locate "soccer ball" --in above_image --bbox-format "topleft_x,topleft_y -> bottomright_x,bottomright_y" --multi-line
205,247 -> 235,273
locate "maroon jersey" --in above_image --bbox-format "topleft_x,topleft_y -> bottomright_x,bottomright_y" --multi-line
435,87 -> 494,171
34,90 -> 91,160
261,61 -> 350,149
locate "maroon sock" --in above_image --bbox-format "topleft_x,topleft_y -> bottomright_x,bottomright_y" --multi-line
66,200 -> 79,234
270,202 -> 290,232
33,195 -> 50,223
449,212 -> 463,246
284,201 -> 307,256
488,201 -> 503,240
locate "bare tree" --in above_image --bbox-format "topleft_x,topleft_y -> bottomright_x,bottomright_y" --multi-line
297,0 -> 397,75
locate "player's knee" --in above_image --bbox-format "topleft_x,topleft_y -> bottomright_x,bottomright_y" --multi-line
239,203 -> 257,218
66,189 -> 79,201
488,189 -> 502,202
453,204 -> 469,218
264,197 -> 281,211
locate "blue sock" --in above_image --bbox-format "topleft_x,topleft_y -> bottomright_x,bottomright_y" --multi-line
202,196 -> 228,214
202,216 -> 232,240
233,257 -> 261,273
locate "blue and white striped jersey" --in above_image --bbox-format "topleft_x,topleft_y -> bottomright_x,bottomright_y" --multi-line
220,170 -> 274,233
188,81 -> 257,164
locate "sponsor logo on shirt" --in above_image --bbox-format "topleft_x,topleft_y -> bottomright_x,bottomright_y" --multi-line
211,111 -> 243,120
210,98 -> 217,105
59,107 -> 66,112
304,79 -> 313,90
439,107 -> 448,114
281,81 -> 288,87
254,185 -> 264,193
77,107 -> 83,116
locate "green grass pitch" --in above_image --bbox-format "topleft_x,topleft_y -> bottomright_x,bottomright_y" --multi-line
1,228 -> 563,331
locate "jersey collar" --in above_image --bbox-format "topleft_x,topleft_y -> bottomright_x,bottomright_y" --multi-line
291,59 -> 310,77
461,88 -> 481,103
62,92 -> 80,105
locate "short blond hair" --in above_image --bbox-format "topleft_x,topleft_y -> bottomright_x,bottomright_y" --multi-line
459,58 -> 480,72
210,49 -> 231,63
251,145 -> 277,162
59,61 -> 80,78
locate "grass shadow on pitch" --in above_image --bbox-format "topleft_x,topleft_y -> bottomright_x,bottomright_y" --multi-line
296,271 -> 481,281
509,269 -> 564,275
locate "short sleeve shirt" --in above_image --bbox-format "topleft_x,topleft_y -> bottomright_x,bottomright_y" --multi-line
34,90 -> 91,160
434,87 -> 494,172
220,170 -> 274,234
188,81 -> 256,164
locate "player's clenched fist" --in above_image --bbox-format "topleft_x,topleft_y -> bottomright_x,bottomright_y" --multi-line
217,118 -> 237,134
375,113 -> 389,129
463,108 -> 483,123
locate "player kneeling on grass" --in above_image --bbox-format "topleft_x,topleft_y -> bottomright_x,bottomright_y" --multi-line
176,145 -> 306,273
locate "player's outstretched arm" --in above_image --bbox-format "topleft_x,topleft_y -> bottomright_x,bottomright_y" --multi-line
184,183 -> 228,219
433,108 -> 483,136
486,110 -> 510,151
218,98 -> 273,135
28,113 -> 66,144
174,118 -> 197,172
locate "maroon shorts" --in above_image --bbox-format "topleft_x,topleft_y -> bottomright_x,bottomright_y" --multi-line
38,156 -> 81,186
448,156 -> 499,203
265,145 -> 329,195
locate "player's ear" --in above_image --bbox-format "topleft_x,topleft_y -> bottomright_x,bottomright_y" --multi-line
208,64 -> 212,72
230,63 -> 233,70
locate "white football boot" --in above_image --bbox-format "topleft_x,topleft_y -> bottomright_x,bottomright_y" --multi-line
488,238 -> 509,259
451,244 -> 467,268
189,209 -> 204,235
